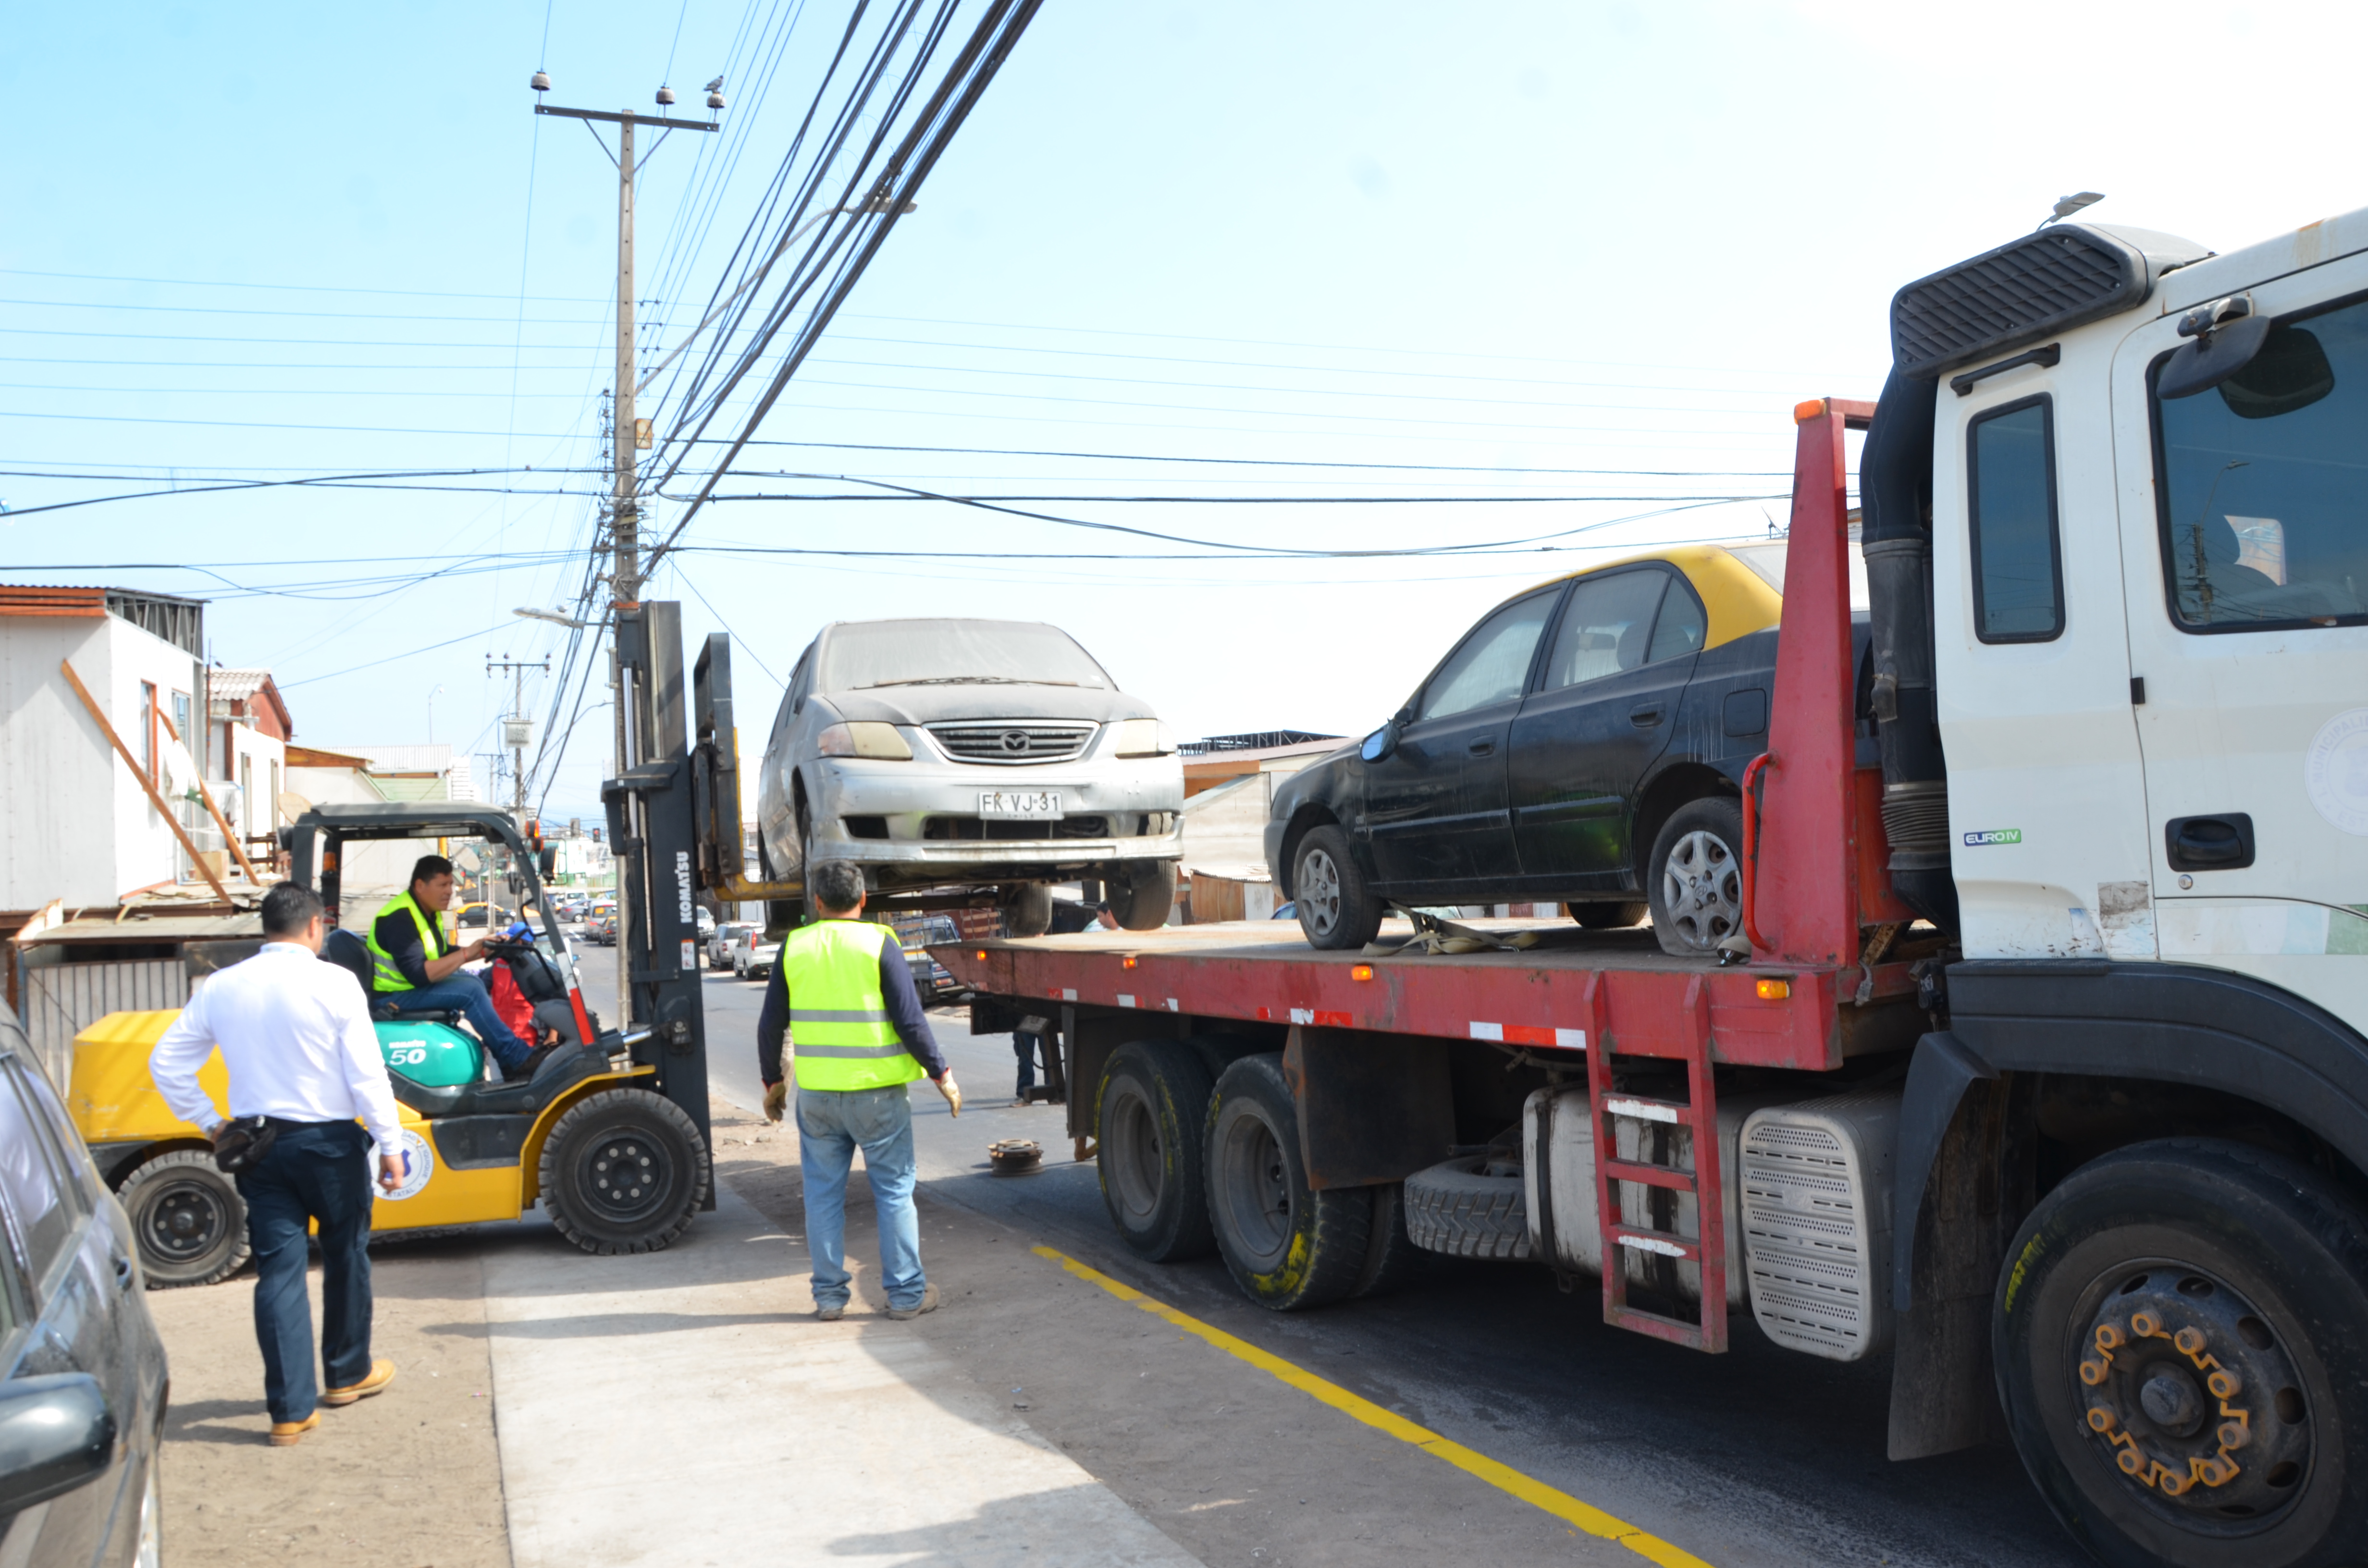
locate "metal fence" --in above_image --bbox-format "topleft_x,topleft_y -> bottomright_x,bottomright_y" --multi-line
20,960 -> 186,1097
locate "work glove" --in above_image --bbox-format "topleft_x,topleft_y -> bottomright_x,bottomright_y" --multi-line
935,1072 -> 962,1118
764,1081 -> 788,1123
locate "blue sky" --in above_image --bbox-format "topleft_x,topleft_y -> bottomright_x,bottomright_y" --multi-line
4,0 -> 2356,821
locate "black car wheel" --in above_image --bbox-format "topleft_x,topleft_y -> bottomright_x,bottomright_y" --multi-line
1996,1139 -> 2368,1568
1645,797 -> 1745,957
1109,861 -> 1179,931
1570,901 -> 1648,929
539,1089 -> 710,1255
1003,882 -> 1054,938
1292,826 -> 1384,950
121,1150 -> 249,1287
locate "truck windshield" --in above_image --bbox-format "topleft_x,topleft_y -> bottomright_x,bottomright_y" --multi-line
2154,294 -> 2368,629
826,619 -> 1112,691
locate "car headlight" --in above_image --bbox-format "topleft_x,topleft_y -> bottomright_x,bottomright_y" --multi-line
814,722 -> 912,760
1110,718 -> 1175,758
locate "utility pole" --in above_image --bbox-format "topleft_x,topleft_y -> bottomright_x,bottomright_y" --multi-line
531,75 -> 722,616
487,653 -> 551,820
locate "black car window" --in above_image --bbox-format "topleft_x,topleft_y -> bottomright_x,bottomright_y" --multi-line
1646,576 -> 1708,663
1418,592 -> 1558,720
0,1061 -> 79,1286
2153,293 -> 2368,631
1539,570 -> 1669,692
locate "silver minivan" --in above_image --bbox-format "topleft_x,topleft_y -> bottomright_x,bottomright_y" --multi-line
756,619 -> 1184,934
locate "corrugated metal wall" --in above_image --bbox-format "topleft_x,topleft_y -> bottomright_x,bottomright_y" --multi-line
22,960 -> 185,1094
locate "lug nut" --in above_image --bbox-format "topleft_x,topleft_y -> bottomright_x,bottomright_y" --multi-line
2086,1406 -> 2118,1433
2175,1326 -> 2208,1355
2218,1419 -> 2251,1450
2208,1368 -> 2244,1399
2132,1311 -> 2162,1337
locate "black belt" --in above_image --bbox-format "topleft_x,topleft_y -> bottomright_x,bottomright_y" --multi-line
261,1115 -> 348,1133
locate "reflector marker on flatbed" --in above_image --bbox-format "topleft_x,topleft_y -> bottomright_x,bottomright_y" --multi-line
1117,994 -> 1136,1009
1469,1021 -> 1505,1041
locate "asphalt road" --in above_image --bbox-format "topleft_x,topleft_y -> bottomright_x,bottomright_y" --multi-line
568,936 -> 2086,1568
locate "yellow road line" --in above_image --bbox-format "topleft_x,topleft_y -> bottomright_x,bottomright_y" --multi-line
1032,1245 -> 1714,1568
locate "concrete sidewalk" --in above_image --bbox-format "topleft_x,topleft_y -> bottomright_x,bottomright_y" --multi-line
481,1182 -> 1202,1568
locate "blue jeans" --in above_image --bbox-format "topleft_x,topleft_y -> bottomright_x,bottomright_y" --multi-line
385,972 -> 532,1068
236,1120 -> 375,1423
1014,1030 -> 1044,1096
796,1085 -> 924,1311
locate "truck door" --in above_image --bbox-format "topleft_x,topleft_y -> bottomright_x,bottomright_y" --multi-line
1362,587 -> 1556,894
1506,565 -> 1698,890
2113,254 -> 2368,1015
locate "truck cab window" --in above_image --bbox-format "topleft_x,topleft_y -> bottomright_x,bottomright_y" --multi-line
2154,295 -> 2368,630
1967,396 -> 2065,642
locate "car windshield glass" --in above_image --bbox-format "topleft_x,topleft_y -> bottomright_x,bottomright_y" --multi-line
825,620 -> 1110,691
2154,296 -> 2368,628
1418,592 -> 1557,720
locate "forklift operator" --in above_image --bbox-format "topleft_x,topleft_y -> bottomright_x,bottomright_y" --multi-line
366,855 -> 534,1075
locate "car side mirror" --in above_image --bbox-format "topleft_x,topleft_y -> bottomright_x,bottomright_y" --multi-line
0,1374 -> 115,1515
1361,715 -> 1406,763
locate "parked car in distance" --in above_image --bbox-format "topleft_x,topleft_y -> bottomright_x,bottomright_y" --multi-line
889,914 -> 966,1003
1268,542 -> 1867,957
729,927 -> 780,981
583,910 -> 617,946
756,618 -> 1184,938
0,1001 -> 169,1568
708,922 -> 753,969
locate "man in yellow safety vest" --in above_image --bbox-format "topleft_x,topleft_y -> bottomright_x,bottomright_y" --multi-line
365,855 -> 534,1074
759,859 -> 962,1320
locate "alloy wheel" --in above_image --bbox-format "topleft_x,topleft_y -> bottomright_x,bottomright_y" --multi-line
1300,846 -> 1343,938
1660,829 -> 1741,950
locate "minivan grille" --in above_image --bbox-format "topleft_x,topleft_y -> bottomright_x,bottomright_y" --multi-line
925,721 -> 1095,764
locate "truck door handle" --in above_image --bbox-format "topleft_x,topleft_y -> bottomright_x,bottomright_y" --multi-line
1629,704 -> 1664,728
2167,813 -> 2255,872
1467,738 -> 1495,757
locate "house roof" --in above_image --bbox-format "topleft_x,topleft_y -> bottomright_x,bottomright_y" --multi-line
286,744 -> 373,769
209,668 -> 294,735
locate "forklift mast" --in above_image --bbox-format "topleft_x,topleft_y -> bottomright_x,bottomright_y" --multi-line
603,601 -> 714,1168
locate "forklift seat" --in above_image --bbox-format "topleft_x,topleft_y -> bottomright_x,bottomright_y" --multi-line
320,927 -> 463,1026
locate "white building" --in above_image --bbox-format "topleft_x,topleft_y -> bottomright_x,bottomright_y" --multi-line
0,586 -> 220,911
204,667 -> 292,844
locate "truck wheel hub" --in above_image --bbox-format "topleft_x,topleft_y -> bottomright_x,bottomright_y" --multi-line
149,1184 -> 226,1259
2076,1266 -> 2309,1516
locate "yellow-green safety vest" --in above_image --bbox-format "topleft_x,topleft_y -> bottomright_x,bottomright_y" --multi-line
366,890 -> 448,994
778,919 -> 924,1092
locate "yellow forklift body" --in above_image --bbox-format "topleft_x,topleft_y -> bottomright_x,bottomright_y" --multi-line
67,1008 -> 653,1234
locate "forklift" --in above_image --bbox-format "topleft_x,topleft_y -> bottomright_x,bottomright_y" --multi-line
67,604 -> 720,1286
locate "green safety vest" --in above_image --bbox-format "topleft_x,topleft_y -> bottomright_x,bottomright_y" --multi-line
365,890 -> 448,994
778,919 -> 923,1092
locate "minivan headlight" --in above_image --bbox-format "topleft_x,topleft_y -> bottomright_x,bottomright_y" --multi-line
1110,718 -> 1175,758
814,722 -> 912,760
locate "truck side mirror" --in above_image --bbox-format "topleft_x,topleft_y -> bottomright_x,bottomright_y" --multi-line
0,1374 -> 115,1515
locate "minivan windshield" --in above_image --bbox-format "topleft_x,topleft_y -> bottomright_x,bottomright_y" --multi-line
825,619 -> 1112,691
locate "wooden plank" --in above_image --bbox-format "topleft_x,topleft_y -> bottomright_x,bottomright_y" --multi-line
59,659 -> 233,904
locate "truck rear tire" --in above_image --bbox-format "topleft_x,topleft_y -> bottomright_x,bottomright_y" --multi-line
1205,1054 -> 1370,1310
1003,883 -> 1054,938
1645,797 -> 1745,957
1293,827 -> 1384,951
1351,1180 -> 1431,1298
1403,1155 -> 1532,1261
539,1089 -> 711,1256
1109,861 -> 1178,931
1097,1041 -> 1216,1261
1995,1138 -> 2368,1568
120,1150 -> 249,1288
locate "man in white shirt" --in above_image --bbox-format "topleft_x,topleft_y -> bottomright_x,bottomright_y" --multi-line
151,882 -> 407,1446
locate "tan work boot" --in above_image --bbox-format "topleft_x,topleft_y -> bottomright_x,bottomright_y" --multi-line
321,1360 -> 397,1407
268,1413 -> 321,1446
885,1283 -> 940,1321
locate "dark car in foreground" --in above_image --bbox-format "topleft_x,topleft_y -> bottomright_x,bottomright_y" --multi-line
0,1003 -> 169,1567
1268,543 -> 1863,956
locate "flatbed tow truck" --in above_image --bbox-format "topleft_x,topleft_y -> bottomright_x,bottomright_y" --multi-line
928,209 -> 2368,1568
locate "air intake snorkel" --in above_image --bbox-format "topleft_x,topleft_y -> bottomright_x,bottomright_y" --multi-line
1861,368 -> 1956,931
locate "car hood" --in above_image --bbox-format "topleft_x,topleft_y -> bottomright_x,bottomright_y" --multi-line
820,683 -> 1154,725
